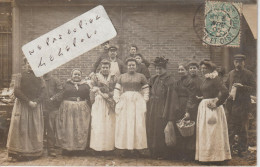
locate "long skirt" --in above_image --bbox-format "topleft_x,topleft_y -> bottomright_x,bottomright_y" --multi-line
195,98 -> 231,162
56,100 -> 91,151
90,94 -> 115,151
146,97 -> 168,156
6,99 -> 44,157
115,91 -> 147,150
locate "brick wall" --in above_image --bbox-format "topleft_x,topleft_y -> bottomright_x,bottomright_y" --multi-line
19,3 -> 225,82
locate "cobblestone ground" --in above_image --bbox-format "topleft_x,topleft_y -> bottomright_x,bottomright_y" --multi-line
0,147 -> 256,166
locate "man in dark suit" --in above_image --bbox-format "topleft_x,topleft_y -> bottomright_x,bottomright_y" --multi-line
225,54 -> 256,156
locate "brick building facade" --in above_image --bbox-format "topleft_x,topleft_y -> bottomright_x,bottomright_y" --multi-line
1,0 -> 257,84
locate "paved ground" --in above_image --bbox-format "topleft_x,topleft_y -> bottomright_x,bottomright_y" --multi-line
0,147 -> 256,166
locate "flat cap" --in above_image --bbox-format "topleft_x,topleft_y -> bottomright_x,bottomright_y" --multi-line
108,46 -> 118,51
234,54 -> 246,60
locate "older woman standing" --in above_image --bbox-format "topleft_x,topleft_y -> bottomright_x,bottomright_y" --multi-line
55,69 -> 91,152
114,58 -> 149,152
195,60 -> 231,162
7,59 -> 45,161
146,56 -> 179,159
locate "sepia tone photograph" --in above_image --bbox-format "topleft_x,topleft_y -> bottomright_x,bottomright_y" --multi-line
0,0 -> 257,166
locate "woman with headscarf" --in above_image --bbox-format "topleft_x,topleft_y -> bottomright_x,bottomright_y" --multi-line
90,59 -> 117,152
195,60 -> 231,162
7,58 -> 45,161
113,57 -> 149,156
146,56 -> 179,159
55,69 -> 91,153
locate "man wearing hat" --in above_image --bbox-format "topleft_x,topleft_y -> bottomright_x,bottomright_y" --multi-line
91,41 -> 110,73
225,54 -> 256,156
106,46 -> 126,77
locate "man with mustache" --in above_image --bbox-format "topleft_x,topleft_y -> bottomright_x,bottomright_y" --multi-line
225,54 -> 256,157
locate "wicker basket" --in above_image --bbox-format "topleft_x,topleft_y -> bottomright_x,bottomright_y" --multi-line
176,120 -> 195,137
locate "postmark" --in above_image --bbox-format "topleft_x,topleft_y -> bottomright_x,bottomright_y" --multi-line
203,1 -> 242,47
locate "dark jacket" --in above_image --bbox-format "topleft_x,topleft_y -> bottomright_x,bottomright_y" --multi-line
148,73 -> 178,121
225,68 -> 256,115
113,58 -> 127,74
14,71 -> 45,103
136,63 -> 150,79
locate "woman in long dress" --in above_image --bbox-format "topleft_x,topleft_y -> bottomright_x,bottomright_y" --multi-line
55,69 -> 91,152
7,59 -> 45,161
195,60 -> 231,162
113,58 -> 149,153
181,57 -> 203,160
174,63 -> 190,159
90,59 -> 117,152
146,56 -> 179,159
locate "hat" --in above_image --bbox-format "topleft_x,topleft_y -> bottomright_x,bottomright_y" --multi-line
200,60 -> 217,72
100,59 -> 111,66
108,46 -> 118,51
152,56 -> 169,68
234,54 -> 246,60
186,56 -> 199,68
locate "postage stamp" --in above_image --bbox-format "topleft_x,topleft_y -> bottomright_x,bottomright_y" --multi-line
203,1 -> 242,47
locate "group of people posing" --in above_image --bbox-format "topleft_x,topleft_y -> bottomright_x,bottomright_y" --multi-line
6,41 -> 255,164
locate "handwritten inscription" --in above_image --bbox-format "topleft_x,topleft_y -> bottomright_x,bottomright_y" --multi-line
22,5 -> 117,77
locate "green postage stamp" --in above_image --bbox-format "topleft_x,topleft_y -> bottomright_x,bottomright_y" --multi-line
203,1 -> 242,47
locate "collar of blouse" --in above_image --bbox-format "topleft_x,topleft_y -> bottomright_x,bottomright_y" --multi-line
204,70 -> 218,79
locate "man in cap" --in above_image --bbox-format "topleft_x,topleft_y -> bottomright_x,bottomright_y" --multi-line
91,41 -> 110,74
225,54 -> 256,156
124,44 -> 150,67
106,46 -> 126,77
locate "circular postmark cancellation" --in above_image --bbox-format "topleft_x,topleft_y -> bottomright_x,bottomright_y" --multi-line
203,2 -> 241,46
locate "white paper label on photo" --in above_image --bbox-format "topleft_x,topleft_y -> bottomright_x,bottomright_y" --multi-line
22,5 -> 117,77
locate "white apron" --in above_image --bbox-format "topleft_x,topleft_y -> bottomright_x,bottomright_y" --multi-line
90,94 -> 115,151
115,91 -> 147,150
195,98 -> 231,162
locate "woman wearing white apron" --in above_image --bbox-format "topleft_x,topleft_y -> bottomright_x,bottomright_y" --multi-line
113,58 -> 149,154
195,60 -> 231,163
90,59 -> 117,151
